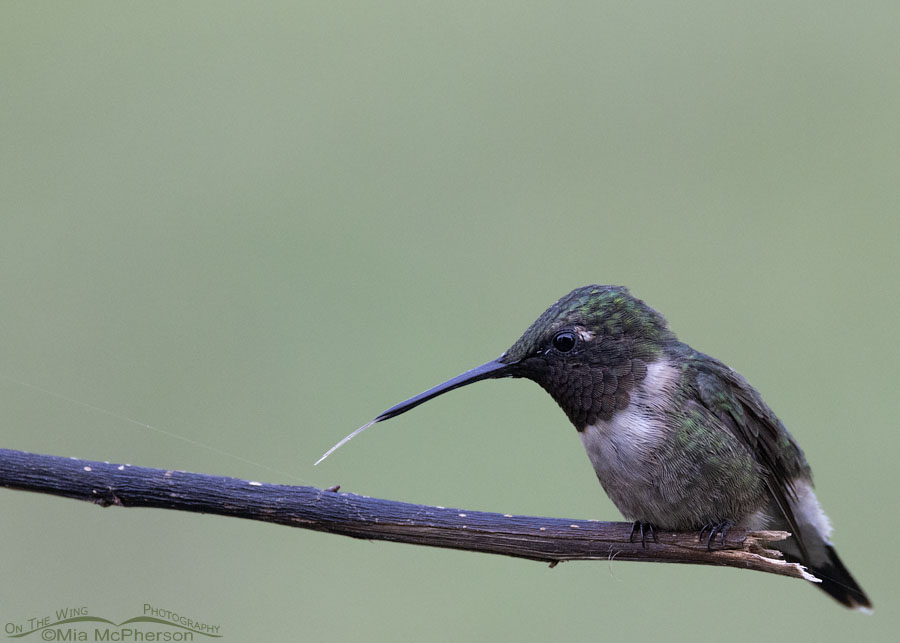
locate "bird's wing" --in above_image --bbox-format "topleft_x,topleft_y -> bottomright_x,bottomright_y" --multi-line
687,350 -> 811,559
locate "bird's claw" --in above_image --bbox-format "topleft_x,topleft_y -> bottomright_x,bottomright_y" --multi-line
698,520 -> 733,550
628,521 -> 658,549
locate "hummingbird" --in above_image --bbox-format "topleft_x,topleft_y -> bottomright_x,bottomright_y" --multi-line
317,285 -> 871,610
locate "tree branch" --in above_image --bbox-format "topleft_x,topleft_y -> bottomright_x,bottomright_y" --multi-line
0,448 -> 816,582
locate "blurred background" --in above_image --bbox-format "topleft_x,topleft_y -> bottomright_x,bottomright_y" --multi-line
2,2 -> 897,641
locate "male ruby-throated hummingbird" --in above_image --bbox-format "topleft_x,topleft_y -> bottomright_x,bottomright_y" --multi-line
317,285 -> 871,610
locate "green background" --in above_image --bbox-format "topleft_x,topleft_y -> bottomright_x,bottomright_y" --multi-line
2,2 -> 897,641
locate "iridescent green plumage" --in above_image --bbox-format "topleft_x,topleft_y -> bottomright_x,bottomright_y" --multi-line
503,285 -> 671,364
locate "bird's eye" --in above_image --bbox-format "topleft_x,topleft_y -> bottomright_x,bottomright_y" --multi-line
552,331 -> 577,353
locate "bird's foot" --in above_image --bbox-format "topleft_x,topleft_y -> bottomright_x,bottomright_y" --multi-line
698,520 -> 734,550
628,521 -> 658,549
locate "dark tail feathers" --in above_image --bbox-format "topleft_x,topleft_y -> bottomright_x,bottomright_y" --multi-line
786,544 -> 872,611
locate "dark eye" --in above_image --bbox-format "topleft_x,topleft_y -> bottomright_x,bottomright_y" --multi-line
552,331 -> 577,353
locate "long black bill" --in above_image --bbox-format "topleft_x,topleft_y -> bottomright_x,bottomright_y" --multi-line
314,358 -> 514,465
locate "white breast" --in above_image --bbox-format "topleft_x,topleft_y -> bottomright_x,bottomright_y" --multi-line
577,359 -> 680,513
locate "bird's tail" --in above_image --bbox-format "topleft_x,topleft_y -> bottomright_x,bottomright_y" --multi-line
766,479 -> 872,612
783,544 -> 872,612
764,481 -> 872,611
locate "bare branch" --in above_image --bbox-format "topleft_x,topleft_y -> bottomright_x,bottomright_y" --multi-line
0,448 -> 815,582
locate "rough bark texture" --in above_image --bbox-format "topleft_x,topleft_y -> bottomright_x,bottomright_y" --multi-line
0,448 -> 816,582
